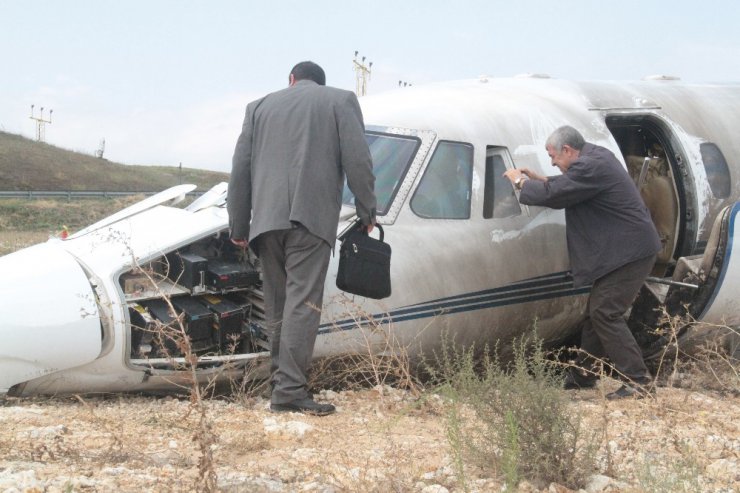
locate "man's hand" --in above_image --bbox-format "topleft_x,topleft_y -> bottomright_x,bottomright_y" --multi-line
503,168 -> 525,184
503,168 -> 547,186
521,168 -> 547,182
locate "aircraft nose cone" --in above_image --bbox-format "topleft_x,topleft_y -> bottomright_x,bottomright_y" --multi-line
0,242 -> 102,394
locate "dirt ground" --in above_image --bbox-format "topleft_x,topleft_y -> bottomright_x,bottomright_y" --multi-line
0,377 -> 737,493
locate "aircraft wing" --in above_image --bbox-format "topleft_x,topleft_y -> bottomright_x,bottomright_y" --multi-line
68,184 -> 197,240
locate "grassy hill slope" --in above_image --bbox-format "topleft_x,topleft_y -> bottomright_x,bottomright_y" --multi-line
0,131 -> 228,191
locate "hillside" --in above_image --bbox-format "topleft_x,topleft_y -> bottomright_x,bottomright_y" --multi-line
0,131 -> 228,191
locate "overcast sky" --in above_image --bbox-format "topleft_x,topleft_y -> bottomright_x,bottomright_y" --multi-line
2,0 -> 739,172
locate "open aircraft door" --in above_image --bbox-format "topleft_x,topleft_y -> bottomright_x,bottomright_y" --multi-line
693,202 -> 740,326
654,202 -> 740,351
0,242 -> 102,395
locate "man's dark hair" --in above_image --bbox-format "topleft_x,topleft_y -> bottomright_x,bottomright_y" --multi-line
290,61 -> 326,86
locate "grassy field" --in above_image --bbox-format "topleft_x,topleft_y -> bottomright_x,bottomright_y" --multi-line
0,196 -> 144,256
0,130 -> 227,191
0,196 -> 142,230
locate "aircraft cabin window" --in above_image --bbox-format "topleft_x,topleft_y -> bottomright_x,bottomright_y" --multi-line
700,143 -> 731,199
342,132 -> 421,215
410,141 -> 473,219
483,149 -> 521,219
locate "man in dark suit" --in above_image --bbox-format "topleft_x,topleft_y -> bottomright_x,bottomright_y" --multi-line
504,125 -> 661,399
228,61 -> 376,415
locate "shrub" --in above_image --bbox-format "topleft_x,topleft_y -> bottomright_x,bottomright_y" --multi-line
431,334 -> 598,490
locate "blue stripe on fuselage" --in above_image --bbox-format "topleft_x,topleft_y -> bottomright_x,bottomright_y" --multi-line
699,202 -> 739,319
319,271 -> 589,334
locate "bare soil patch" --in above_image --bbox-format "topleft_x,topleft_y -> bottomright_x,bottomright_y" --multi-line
1,380 -> 737,492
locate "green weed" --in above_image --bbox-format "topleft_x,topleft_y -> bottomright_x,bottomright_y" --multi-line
430,334 -> 599,490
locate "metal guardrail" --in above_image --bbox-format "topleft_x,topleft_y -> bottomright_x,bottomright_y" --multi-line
0,190 -> 204,199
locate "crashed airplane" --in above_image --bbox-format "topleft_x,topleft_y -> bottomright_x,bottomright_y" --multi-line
2,75 -> 739,397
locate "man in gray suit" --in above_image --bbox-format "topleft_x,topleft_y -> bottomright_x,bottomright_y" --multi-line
228,61 -> 376,415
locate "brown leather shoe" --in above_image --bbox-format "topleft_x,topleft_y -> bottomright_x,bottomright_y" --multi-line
270,398 -> 336,416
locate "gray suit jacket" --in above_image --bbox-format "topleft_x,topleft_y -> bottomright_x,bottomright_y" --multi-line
228,80 -> 376,247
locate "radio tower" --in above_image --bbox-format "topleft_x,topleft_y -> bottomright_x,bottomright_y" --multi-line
29,105 -> 53,142
353,51 -> 372,97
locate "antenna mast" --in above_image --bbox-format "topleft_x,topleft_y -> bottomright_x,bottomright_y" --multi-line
353,51 -> 372,97
29,104 -> 53,142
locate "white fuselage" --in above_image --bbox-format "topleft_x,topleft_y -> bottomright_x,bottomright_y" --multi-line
3,77 -> 740,396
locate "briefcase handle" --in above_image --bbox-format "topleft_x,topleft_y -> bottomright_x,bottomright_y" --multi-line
373,224 -> 384,242
338,219 -> 383,243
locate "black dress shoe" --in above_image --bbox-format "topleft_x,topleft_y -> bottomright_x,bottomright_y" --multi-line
270,398 -> 336,416
563,369 -> 598,390
606,379 -> 655,400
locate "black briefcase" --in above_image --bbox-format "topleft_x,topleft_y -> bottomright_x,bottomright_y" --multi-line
336,223 -> 391,299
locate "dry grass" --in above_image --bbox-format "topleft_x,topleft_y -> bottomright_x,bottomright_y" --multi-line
0,196 -> 143,234
124,258 -> 221,492
0,230 -> 50,256
430,335 -> 599,491
1,360 -> 738,491
308,297 -> 423,395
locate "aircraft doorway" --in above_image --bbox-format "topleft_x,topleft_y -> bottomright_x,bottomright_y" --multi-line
605,115 -> 695,277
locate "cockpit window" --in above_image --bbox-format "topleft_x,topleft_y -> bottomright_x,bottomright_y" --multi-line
700,143 -> 731,199
484,148 -> 521,219
342,132 -> 420,215
410,141 -> 473,219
